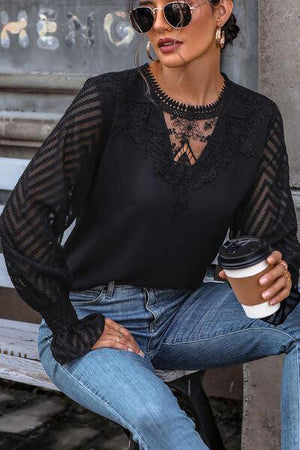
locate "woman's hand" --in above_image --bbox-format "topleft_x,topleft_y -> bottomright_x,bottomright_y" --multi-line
218,250 -> 292,306
91,317 -> 145,357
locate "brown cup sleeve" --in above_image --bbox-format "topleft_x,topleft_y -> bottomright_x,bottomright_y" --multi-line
226,263 -> 276,306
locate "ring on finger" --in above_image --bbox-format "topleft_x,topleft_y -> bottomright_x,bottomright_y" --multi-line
279,260 -> 288,271
279,261 -> 290,283
116,331 -> 124,343
283,269 -> 289,278
284,271 -> 291,283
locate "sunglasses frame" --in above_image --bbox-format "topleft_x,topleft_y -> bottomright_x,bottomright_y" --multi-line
130,0 -> 209,33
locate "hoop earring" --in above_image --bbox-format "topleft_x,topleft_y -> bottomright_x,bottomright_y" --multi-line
146,40 -> 159,61
215,26 -> 225,49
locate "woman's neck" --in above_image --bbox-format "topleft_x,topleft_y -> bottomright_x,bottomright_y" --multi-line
149,60 -> 225,107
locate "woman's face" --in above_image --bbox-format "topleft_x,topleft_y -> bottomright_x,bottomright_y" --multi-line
139,0 -> 231,68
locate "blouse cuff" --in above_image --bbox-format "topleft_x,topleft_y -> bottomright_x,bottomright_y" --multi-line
50,313 -> 105,364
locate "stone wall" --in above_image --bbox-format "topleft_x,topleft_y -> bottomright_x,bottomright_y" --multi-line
259,0 -> 300,226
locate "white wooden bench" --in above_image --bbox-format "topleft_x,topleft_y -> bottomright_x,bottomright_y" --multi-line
0,316 -> 199,391
0,155 -> 225,449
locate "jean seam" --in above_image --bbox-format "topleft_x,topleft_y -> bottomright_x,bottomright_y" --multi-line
143,287 -> 156,355
46,338 -> 150,450
161,326 -> 298,346
69,288 -> 106,306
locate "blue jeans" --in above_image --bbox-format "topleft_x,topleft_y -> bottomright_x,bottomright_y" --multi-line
38,280 -> 300,450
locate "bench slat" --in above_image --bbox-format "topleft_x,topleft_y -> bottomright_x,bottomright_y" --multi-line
0,319 -> 40,360
0,318 -> 39,332
0,339 -> 39,360
0,254 -> 13,288
0,353 -> 59,391
154,369 -> 200,382
0,157 -> 31,190
0,332 -> 40,360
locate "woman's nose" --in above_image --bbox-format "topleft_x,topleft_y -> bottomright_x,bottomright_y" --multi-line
152,7 -> 172,31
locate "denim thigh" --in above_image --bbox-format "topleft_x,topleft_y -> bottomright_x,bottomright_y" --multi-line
37,282 -> 206,450
151,281 -> 300,370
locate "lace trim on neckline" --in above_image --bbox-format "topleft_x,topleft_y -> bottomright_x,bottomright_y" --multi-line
142,63 -> 230,119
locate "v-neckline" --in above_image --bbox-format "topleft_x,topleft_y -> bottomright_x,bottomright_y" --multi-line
139,62 -> 234,169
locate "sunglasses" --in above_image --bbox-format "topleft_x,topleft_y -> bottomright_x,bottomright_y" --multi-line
130,1 -> 209,33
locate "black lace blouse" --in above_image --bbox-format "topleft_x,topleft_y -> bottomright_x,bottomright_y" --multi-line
1,63 -> 299,365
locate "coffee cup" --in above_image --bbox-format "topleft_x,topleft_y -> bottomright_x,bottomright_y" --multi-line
217,236 -> 280,318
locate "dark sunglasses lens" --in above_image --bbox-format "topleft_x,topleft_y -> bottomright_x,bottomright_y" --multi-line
130,8 -> 153,33
165,2 -> 191,27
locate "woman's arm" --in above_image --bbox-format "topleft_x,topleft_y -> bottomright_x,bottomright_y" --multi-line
0,77 -> 107,364
228,103 -> 300,324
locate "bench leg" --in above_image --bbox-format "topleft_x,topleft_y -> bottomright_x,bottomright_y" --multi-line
123,371 -> 225,450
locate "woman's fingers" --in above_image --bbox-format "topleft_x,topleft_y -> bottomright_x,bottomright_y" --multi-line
103,332 -> 141,354
92,338 -> 138,353
91,318 -> 145,356
266,284 -> 291,305
260,259 -> 292,305
261,271 -> 286,300
259,258 -> 285,286
266,250 -> 282,265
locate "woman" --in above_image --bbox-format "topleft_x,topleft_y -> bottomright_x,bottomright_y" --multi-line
1,0 -> 299,448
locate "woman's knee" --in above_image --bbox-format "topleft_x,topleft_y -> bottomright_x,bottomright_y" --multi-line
130,397 -> 204,450
132,389 -> 190,433
134,399 -> 172,429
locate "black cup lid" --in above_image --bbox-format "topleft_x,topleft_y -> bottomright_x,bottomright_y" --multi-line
217,236 -> 273,270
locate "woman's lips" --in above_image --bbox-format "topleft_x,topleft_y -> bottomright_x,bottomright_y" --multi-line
159,41 -> 183,53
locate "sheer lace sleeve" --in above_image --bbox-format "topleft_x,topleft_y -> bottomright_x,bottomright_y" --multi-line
229,104 -> 300,325
0,77 -> 107,364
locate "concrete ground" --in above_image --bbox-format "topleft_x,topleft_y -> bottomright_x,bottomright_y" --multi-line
0,378 -> 242,450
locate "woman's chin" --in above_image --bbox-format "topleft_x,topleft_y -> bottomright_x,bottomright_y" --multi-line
156,54 -> 189,68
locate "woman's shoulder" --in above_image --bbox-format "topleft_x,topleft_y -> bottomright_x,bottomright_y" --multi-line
228,75 -> 279,119
224,75 -> 284,159
85,65 -> 143,94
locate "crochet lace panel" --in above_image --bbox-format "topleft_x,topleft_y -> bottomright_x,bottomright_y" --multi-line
144,63 -> 228,119
229,106 -> 300,324
143,64 -> 229,168
113,64 -> 275,214
0,77 -> 106,364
